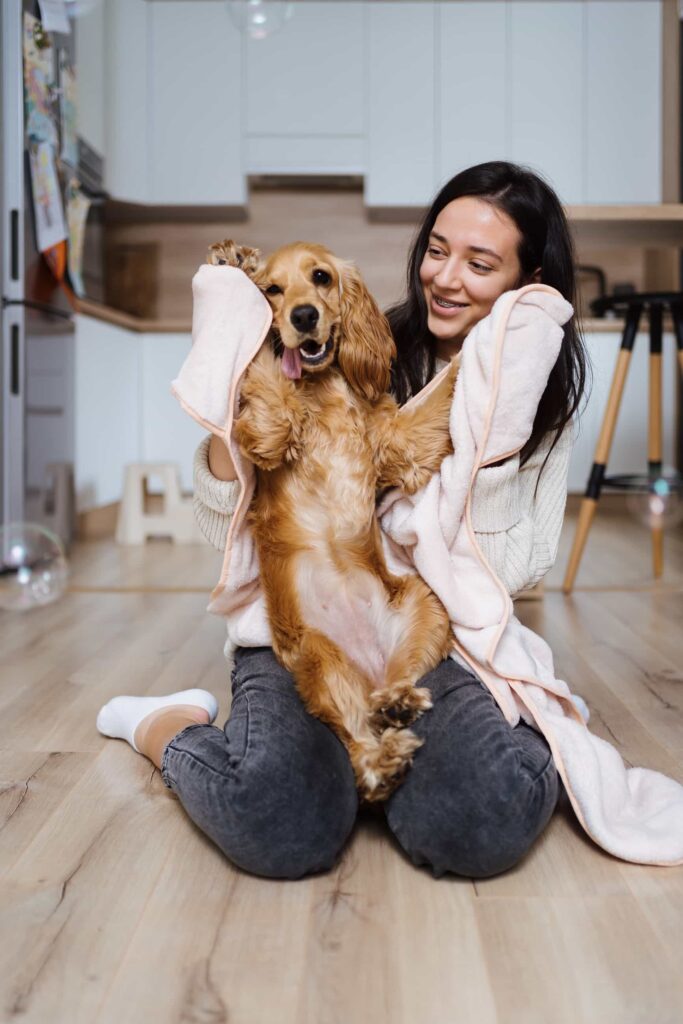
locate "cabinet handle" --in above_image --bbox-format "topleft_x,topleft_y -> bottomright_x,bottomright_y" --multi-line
10,210 -> 19,281
11,324 -> 20,396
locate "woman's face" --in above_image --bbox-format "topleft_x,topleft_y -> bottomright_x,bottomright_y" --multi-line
419,196 -> 533,358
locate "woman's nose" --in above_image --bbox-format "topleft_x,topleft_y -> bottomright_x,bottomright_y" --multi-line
434,259 -> 461,291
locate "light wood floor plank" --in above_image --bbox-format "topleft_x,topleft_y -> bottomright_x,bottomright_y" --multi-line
0,514 -> 681,1022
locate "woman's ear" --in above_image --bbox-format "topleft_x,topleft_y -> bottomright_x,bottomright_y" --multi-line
531,266 -> 542,284
335,259 -> 396,402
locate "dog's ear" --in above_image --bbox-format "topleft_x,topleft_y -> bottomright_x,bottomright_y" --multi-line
335,260 -> 396,402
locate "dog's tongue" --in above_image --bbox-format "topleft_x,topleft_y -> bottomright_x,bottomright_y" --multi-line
281,346 -> 302,380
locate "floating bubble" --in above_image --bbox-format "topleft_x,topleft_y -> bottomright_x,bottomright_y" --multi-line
0,523 -> 69,613
625,474 -> 683,531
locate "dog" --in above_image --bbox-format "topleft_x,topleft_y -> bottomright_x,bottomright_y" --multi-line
207,239 -> 458,801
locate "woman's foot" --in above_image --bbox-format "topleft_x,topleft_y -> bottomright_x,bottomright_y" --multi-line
96,689 -> 219,762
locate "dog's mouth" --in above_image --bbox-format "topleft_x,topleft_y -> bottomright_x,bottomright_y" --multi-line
280,335 -> 334,379
300,337 -> 334,365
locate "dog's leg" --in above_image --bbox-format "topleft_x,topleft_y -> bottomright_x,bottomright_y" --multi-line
368,576 -> 452,733
234,347 -> 308,470
275,626 -> 424,803
374,357 -> 459,494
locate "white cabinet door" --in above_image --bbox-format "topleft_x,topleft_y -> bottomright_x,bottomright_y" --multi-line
508,1 -> 584,203
365,2 -> 436,208
106,0 -> 246,204
141,333 -> 206,493
585,1 -> 662,203
245,1 -> 364,173
438,1 -> 508,186
75,2 -> 106,159
74,316 -> 140,510
149,2 -> 245,204
105,0 -> 149,201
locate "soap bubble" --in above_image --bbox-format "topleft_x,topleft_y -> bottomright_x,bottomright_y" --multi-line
0,523 -> 69,613
625,474 -> 683,530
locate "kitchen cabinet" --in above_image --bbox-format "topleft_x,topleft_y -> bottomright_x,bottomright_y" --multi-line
148,1 -> 245,204
368,0 -> 663,209
245,1 -> 364,174
102,0 -> 664,209
74,315 -> 203,511
366,3 -> 436,208
104,0 -> 245,205
585,1 -> 661,203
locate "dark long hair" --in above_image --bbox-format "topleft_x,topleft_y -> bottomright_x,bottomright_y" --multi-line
386,161 -> 590,469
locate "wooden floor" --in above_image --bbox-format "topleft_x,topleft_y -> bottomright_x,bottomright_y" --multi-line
1,509 -> 682,1023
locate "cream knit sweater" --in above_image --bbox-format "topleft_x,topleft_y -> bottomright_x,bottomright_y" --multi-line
192,360 -> 573,599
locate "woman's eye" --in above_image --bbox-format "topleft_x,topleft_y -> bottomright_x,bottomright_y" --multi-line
265,284 -> 282,296
312,269 -> 331,285
427,247 -> 445,258
471,262 -> 492,273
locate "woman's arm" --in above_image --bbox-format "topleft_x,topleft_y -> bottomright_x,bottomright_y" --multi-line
469,425 -> 573,596
193,435 -> 241,551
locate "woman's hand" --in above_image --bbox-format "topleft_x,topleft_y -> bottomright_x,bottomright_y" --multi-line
208,435 -> 238,481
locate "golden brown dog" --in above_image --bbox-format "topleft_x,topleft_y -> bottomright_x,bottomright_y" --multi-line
207,239 -> 457,801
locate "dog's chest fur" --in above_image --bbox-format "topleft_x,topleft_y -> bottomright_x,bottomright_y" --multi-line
256,372 -> 378,542
249,371 -> 397,682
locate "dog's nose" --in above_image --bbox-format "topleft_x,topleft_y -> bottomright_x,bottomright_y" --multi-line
290,305 -> 319,333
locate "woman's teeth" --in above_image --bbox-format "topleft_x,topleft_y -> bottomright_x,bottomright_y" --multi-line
434,296 -> 466,309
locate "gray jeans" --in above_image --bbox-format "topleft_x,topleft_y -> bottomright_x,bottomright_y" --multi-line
161,646 -> 559,880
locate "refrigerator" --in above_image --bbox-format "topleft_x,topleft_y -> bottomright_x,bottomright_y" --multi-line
1,0 -> 77,533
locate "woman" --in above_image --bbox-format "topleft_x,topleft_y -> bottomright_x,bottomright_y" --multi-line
97,161 -> 589,880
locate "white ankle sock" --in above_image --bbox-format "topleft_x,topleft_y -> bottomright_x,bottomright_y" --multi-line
96,689 -> 219,752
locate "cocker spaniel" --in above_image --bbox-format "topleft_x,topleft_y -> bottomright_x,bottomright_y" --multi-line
207,239 -> 458,801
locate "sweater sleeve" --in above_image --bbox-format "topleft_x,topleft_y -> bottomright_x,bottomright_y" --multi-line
192,434 -> 241,551
469,424 -> 573,597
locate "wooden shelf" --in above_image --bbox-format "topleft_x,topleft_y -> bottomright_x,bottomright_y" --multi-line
566,204 -> 683,245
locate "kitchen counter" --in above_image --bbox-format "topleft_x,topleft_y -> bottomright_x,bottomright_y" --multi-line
76,297 -> 650,337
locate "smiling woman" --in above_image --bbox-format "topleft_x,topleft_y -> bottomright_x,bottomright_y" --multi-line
387,161 -> 588,472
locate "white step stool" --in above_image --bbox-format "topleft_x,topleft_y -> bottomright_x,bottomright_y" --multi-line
115,463 -> 206,545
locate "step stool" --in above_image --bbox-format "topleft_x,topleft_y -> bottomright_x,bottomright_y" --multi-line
115,463 -> 205,545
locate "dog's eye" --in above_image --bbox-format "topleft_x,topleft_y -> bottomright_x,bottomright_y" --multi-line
265,284 -> 282,296
312,269 -> 331,286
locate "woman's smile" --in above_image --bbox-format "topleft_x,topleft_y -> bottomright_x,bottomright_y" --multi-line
429,293 -> 470,317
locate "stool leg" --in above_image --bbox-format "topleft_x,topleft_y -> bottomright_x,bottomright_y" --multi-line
648,304 -> 663,578
563,305 -> 642,593
673,302 -> 683,374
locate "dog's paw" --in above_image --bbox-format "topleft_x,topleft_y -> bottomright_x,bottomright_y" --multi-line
352,728 -> 423,803
368,684 -> 433,732
206,239 -> 262,275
